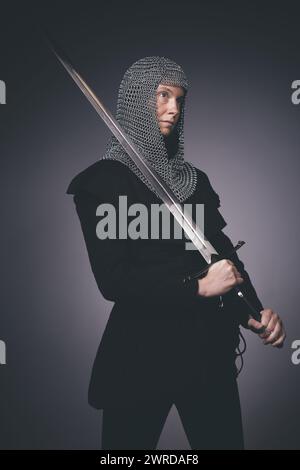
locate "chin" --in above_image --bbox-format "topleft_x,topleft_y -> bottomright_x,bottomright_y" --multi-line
160,129 -> 171,137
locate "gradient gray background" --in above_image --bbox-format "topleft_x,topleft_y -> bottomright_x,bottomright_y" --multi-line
0,1 -> 299,449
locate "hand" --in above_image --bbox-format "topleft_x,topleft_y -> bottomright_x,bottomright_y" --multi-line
197,259 -> 244,297
247,308 -> 286,348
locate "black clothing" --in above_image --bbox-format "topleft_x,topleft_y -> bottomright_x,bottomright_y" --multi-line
101,369 -> 244,450
66,159 -> 263,411
163,130 -> 179,158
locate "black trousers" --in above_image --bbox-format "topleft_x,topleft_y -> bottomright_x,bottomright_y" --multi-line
101,369 -> 244,450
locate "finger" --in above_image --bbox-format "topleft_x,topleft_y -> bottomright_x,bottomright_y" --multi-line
259,316 -> 279,338
221,259 -> 233,269
248,318 -> 262,329
260,309 -> 273,326
259,327 -> 273,339
248,318 -> 266,333
266,313 -> 280,332
273,327 -> 286,345
260,327 -> 280,341
225,259 -> 234,266
272,334 -> 285,348
263,323 -> 281,345
231,266 -> 240,277
259,313 -> 273,331
261,314 -> 282,340
232,268 -> 244,284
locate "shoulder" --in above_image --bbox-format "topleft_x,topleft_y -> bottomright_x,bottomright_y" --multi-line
193,166 -> 221,208
192,165 -> 227,233
66,159 -> 132,198
193,166 -> 214,188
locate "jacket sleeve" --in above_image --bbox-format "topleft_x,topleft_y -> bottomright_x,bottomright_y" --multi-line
197,169 -> 264,327
72,190 -> 203,303
211,229 -> 264,327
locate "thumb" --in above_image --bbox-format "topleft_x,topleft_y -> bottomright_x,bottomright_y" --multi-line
247,317 -> 266,334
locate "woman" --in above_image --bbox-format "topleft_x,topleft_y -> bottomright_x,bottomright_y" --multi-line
66,56 -> 285,449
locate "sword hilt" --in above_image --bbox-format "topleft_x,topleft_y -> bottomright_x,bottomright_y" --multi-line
234,288 -> 263,324
183,240 -> 245,283
183,240 -> 264,325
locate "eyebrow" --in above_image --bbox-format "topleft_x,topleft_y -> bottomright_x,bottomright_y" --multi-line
157,86 -> 185,98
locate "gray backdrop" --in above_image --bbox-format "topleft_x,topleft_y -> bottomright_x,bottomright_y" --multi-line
0,0 -> 299,449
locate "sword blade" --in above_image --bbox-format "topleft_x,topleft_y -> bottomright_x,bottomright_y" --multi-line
48,37 -> 218,263
48,37 -> 263,324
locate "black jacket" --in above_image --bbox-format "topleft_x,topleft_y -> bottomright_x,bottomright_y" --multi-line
66,159 -> 263,409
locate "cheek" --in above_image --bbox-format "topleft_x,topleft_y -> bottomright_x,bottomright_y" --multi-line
156,103 -> 165,118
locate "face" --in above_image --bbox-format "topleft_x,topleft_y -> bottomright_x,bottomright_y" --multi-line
156,84 -> 185,136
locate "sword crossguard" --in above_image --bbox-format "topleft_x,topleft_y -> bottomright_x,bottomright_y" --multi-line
183,240 -> 245,283
183,240 -> 263,324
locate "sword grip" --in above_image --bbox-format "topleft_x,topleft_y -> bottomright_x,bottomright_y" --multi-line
183,240 -> 265,332
235,287 -> 264,325
183,240 -> 245,283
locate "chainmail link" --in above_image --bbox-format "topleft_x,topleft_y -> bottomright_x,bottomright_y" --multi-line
101,56 -> 198,202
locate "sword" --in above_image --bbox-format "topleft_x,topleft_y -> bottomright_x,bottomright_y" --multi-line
47,36 -> 263,325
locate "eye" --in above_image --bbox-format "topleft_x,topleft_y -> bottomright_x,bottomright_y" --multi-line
156,90 -> 169,104
159,91 -> 169,98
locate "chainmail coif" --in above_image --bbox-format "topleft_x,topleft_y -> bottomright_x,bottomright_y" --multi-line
101,56 -> 198,203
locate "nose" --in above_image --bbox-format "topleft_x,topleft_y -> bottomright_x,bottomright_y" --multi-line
167,98 -> 180,117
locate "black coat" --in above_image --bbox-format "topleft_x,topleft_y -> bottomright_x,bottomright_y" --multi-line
66,159 -> 263,409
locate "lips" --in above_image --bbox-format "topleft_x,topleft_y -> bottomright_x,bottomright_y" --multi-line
161,121 -> 174,125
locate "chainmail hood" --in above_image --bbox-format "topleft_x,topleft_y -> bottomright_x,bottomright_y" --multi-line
101,56 -> 197,202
